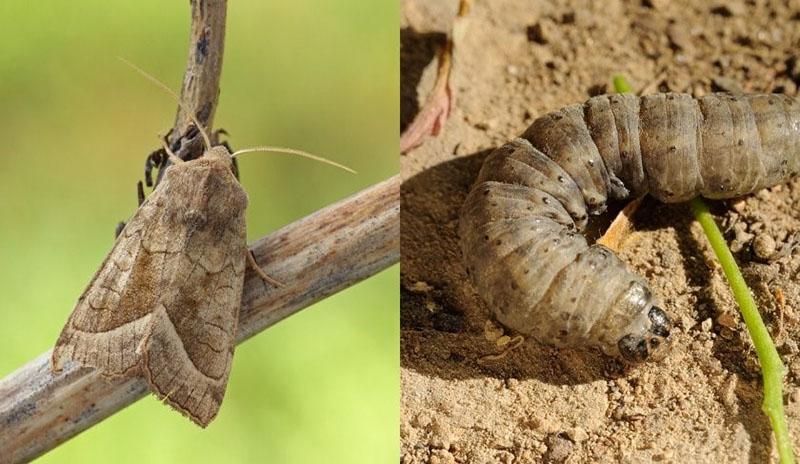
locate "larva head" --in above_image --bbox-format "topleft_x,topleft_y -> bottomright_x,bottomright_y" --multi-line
617,305 -> 672,363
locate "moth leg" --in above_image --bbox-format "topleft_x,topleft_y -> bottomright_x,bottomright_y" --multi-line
137,181 -> 145,206
144,149 -> 165,187
160,135 -> 184,165
247,250 -> 284,287
212,128 -> 229,144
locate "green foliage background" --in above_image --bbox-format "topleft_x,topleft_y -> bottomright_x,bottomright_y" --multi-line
0,1 -> 397,462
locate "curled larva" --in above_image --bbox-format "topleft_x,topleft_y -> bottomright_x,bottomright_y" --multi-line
460,93 -> 800,362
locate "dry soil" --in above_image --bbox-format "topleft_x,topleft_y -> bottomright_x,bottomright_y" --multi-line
401,1 -> 800,462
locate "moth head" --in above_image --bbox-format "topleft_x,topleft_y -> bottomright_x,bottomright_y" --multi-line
617,305 -> 672,363
118,58 -> 355,175
205,145 -> 235,166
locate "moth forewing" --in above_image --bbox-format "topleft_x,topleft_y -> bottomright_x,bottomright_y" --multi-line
53,146 -> 250,427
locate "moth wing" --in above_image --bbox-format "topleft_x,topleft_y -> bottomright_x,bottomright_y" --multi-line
142,201 -> 247,427
52,192 -> 164,376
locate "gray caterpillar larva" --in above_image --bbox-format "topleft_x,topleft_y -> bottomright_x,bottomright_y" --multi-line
460,92 -> 800,362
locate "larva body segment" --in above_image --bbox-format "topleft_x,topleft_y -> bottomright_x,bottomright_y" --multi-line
460,93 -> 800,361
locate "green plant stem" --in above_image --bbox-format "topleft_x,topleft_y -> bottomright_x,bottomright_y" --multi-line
612,74 -> 633,94
612,75 -> 794,463
690,198 -> 794,463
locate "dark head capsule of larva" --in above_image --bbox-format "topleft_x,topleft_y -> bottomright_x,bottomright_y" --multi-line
617,306 -> 672,363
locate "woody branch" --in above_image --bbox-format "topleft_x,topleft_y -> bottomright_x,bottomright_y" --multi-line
0,0 -> 399,462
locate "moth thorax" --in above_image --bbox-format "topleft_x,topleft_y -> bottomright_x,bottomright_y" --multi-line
204,145 -> 234,164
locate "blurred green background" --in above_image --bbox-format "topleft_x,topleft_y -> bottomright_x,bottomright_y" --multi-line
0,1 -> 397,463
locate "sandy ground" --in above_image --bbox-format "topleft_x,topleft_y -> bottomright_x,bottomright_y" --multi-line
400,0 -> 800,462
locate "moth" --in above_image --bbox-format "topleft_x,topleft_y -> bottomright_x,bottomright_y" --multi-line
52,64 -> 352,426
460,92 -> 800,362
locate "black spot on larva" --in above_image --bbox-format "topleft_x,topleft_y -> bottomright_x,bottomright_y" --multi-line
738,139 -> 744,146
669,145 -> 677,151
557,175 -> 566,183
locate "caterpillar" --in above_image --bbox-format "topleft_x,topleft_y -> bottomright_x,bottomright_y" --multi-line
459,92 -> 800,362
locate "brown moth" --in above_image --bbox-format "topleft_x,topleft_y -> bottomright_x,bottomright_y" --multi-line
52,144 -> 251,426
460,93 -> 800,362
52,63 -> 353,426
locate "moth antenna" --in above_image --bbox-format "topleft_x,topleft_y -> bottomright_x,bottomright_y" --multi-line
118,57 -> 213,149
231,146 -> 356,174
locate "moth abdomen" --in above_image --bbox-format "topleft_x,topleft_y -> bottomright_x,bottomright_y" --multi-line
461,91 -> 797,361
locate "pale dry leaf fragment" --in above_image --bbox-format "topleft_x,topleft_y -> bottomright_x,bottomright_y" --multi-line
400,0 -> 471,154
477,335 -> 524,365
596,196 -> 644,251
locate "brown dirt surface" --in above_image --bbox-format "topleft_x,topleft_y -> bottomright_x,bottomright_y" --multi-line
400,0 -> 800,462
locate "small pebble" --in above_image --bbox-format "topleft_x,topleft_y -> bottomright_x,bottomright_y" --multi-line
567,427 -> 589,443
667,24 -> 693,51
752,233 -> 776,260
716,312 -> 737,329
544,433 -> 574,463
527,20 -> 556,44
712,76 -> 744,93
701,318 -> 713,332
409,281 -> 434,293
